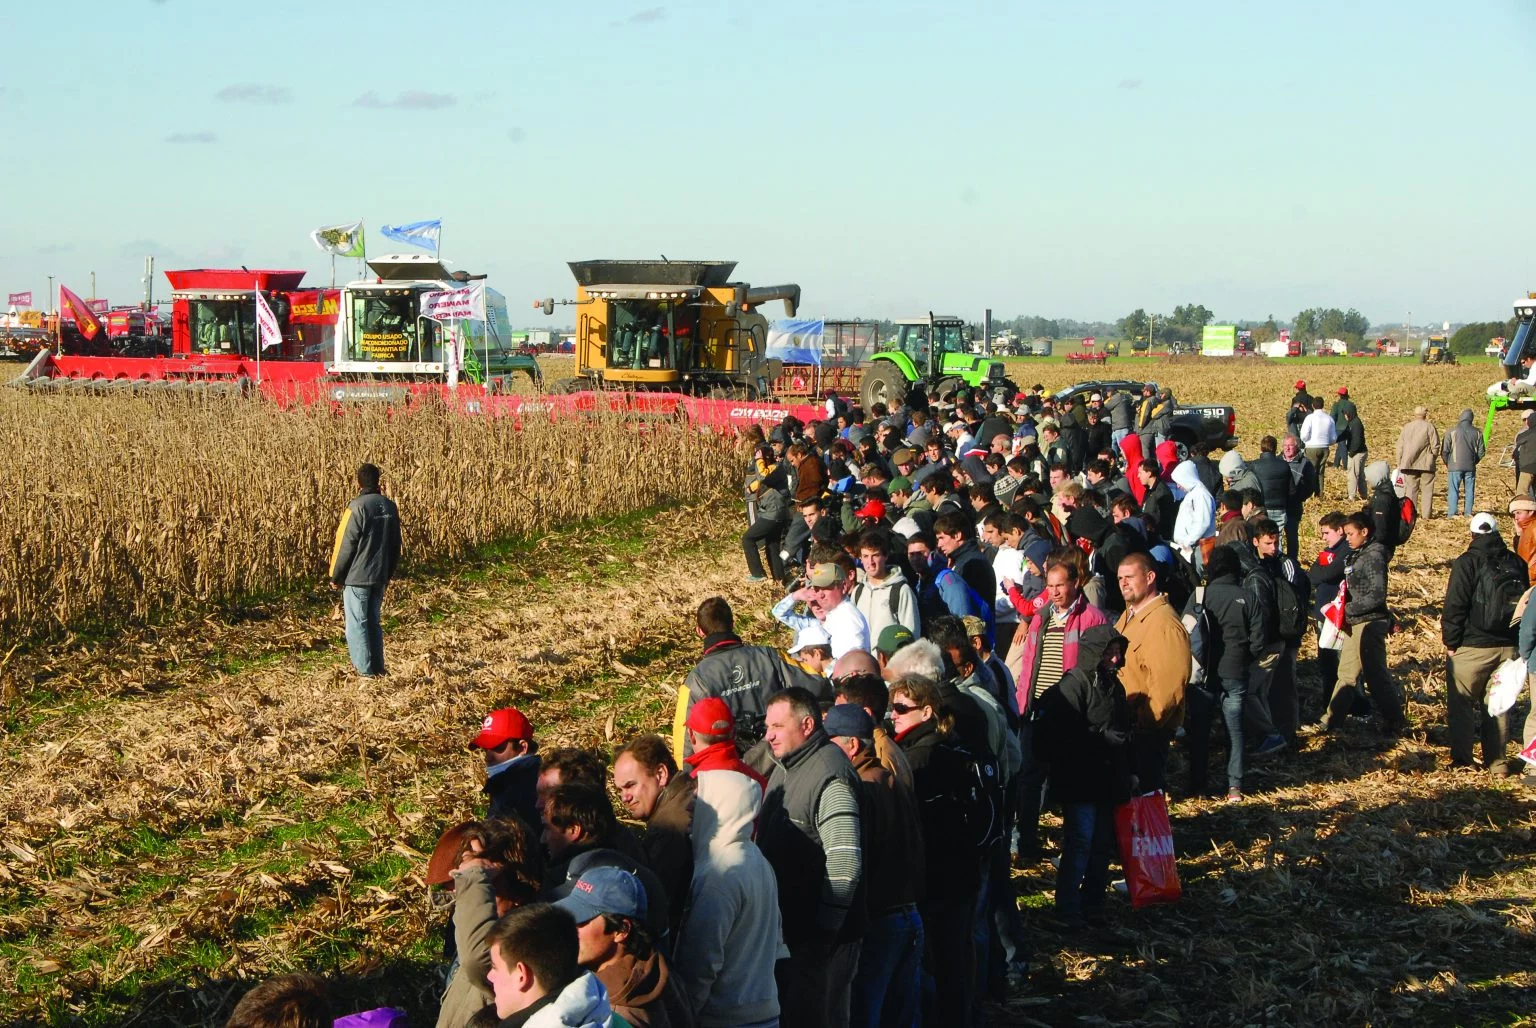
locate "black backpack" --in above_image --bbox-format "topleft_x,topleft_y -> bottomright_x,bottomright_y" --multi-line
924,738 -> 1005,856
1182,588 -> 1216,688
1273,558 -> 1310,643
1160,550 -> 1200,615
1471,547 -> 1528,635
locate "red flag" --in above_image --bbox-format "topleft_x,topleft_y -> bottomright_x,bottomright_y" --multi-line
59,285 -> 103,341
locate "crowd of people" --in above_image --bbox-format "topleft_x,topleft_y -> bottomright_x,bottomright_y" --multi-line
224,380 -> 1536,1028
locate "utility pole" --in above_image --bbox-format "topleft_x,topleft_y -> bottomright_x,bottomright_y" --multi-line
90,271 -> 96,302
46,275 -> 53,314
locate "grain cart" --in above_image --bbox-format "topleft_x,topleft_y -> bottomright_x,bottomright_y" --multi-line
537,260 -> 800,397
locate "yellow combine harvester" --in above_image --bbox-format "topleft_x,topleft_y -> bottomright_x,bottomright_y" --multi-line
539,260 -> 800,397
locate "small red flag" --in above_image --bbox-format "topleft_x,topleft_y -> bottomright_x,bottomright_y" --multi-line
59,285 -> 103,341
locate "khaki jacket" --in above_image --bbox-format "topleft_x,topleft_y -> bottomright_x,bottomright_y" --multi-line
434,866 -> 500,1028
1395,417 -> 1441,473
872,725 -> 916,793
1114,594 -> 1190,730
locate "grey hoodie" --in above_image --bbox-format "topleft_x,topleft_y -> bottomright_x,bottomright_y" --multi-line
673,771 -> 785,1028
851,564 -> 921,638
1217,450 -> 1260,495
1442,409 -> 1486,472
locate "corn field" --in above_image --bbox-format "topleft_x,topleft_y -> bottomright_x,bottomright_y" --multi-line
0,391 -> 738,637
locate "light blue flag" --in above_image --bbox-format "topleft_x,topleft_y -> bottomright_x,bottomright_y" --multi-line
765,318 -> 824,366
379,219 -> 442,252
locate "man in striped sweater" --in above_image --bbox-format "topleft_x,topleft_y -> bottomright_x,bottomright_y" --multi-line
1004,555 -> 1108,866
759,687 -> 865,1028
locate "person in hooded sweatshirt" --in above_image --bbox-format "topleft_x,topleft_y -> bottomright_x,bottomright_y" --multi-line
1032,625 -> 1132,926
1185,544 -> 1251,802
1170,461 -> 1216,572
554,868 -> 695,1028
1442,408 -> 1486,519
672,762 -> 785,1028
1364,460 -> 1403,562
485,903 -> 616,1028
1218,450 -> 1261,497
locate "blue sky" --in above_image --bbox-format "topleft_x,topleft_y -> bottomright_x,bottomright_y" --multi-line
2,0 -> 1531,325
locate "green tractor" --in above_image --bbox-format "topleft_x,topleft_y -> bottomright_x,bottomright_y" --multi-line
859,314 -> 1017,410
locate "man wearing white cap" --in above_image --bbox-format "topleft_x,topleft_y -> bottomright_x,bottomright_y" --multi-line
1440,513 -> 1526,776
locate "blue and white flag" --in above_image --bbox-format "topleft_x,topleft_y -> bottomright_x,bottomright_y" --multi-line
379,219 -> 442,252
765,318 -> 825,366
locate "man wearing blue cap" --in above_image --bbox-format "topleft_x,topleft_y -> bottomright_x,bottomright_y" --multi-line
554,867 -> 692,1028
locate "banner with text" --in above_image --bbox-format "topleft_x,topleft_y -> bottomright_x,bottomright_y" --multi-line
421,282 -> 486,322
255,290 -> 283,353
7,291 -> 32,308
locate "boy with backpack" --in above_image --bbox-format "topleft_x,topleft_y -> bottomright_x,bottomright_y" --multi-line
1440,513 -> 1527,776
1229,534 -> 1287,758
1254,519 -> 1311,748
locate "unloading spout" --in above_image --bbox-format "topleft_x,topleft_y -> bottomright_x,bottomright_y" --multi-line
737,284 -> 801,317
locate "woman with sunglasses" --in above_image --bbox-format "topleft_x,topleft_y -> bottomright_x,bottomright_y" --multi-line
889,674 -> 986,1026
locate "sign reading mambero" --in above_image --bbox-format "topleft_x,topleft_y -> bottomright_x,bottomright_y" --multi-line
422,283 -> 485,322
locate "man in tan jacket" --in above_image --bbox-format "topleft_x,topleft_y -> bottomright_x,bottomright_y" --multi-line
1114,552 -> 1191,793
1396,405 -> 1441,520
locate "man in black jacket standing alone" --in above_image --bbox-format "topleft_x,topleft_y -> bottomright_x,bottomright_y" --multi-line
329,462 -> 402,677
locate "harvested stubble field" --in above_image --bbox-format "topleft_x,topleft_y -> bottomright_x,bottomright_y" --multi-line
0,358 -> 1532,1027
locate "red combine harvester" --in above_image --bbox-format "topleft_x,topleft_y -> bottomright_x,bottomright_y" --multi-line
20,269 -> 343,396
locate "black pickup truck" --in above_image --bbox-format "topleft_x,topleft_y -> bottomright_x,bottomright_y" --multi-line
1049,380 -> 1239,452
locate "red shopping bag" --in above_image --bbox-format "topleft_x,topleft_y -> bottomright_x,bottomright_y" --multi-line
1114,790 -> 1182,909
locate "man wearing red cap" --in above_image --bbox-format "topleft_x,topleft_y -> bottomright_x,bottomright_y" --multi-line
1285,380 -> 1310,436
683,697 -> 767,789
1330,386 -> 1357,471
469,708 -> 540,831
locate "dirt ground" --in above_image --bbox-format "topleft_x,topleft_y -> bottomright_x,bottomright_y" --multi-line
0,357 -> 1532,1026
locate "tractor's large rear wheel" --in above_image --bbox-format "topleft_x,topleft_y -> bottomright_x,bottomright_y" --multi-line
860,362 -> 908,412
547,377 -> 583,395
934,376 -> 964,402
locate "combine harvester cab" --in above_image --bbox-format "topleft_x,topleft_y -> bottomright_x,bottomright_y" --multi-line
545,259 -> 798,398
333,254 -> 539,400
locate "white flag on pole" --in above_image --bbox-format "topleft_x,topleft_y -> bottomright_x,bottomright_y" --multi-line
255,290 -> 283,353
